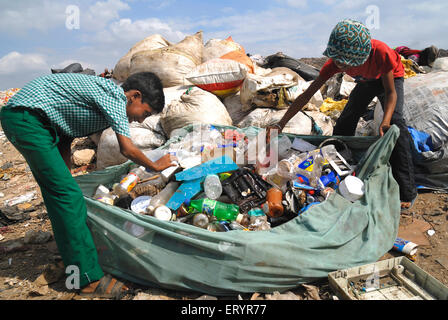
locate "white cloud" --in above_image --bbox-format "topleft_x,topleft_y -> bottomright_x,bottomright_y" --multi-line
0,52 -> 48,75
0,0 -> 67,35
278,0 -> 308,8
0,52 -> 50,90
85,17 -> 187,61
82,0 -> 131,31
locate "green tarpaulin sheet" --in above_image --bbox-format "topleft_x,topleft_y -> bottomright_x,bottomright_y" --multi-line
75,124 -> 401,296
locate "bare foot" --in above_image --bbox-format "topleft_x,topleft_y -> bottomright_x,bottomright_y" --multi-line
80,275 -> 129,296
401,201 -> 412,211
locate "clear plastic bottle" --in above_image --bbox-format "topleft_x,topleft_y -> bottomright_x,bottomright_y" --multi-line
146,181 -> 180,214
309,153 -> 325,188
277,152 -> 308,178
229,221 -> 247,231
94,185 -> 117,205
113,166 -> 147,197
203,174 -> 222,200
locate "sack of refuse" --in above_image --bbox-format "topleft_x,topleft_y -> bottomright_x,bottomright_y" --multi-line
237,107 -> 333,136
240,67 -> 303,111
113,34 -> 172,82
372,71 -> 448,189
432,57 -> 448,72
185,58 -> 249,98
96,117 -> 167,169
262,52 -> 320,81
202,36 -> 245,62
160,87 -> 233,137
223,92 -> 252,126
129,31 -> 204,88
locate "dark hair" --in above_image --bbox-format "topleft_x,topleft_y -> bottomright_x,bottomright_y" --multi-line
121,72 -> 165,113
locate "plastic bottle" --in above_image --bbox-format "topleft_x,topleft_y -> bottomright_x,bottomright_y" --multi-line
309,153 -> 324,187
203,174 -> 222,200
113,166 -> 148,197
192,213 -> 209,229
187,199 -> 241,222
263,188 -> 284,218
94,185 -> 117,205
229,221 -> 248,231
147,181 -> 181,214
277,153 -> 307,178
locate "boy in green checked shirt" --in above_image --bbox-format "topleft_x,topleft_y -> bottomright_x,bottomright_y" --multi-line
0,72 -> 176,298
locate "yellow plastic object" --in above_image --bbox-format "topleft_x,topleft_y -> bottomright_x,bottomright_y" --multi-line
401,57 -> 417,79
319,98 -> 348,115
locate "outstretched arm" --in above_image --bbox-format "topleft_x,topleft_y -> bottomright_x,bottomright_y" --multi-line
379,70 -> 397,137
267,75 -> 327,139
116,134 -> 177,172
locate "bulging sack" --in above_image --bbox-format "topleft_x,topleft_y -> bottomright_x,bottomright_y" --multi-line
238,107 -> 333,136
113,34 -> 172,82
222,92 -> 252,126
185,58 -> 248,98
96,119 -> 167,169
129,31 -> 204,88
160,87 -> 233,137
203,36 -> 244,62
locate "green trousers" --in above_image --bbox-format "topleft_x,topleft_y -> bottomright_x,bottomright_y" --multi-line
0,107 -> 104,288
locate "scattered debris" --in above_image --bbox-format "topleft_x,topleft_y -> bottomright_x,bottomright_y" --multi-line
436,257 -> 448,270
24,230 -> 52,244
0,240 -> 30,254
264,291 -> 301,300
302,284 -> 321,300
33,263 -> 65,287
3,192 -> 36,207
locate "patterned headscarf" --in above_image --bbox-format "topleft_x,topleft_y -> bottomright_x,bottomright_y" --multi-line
323,19 -> 372,67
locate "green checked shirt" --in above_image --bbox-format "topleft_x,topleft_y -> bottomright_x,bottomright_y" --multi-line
6,73 -> 131,138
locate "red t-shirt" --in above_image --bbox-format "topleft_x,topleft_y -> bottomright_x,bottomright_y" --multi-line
320,39 -> 405,82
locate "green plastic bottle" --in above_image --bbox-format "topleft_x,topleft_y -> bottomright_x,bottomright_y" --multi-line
187,199 -> 240,221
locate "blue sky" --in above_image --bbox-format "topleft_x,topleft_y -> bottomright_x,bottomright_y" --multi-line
1,0 -> 448,89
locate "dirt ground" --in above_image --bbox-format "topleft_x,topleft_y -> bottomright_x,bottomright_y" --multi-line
0,122 -> 447,301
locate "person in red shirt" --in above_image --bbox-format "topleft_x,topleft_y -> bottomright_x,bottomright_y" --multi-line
269,19 -> 417,211
395,45 -> 439,67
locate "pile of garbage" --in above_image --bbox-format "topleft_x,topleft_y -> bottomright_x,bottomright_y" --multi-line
93,32 -> 336,169
91,124 -> 362,232
0,88 -> 20,107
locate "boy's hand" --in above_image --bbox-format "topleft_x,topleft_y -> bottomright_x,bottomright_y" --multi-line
379,122 -> 391,137
153,154 -> 178,172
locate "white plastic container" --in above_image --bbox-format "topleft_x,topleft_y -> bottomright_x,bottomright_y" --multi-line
339,176 -> 365,202
131,196 -> 152,215
154,205 -> 173,221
